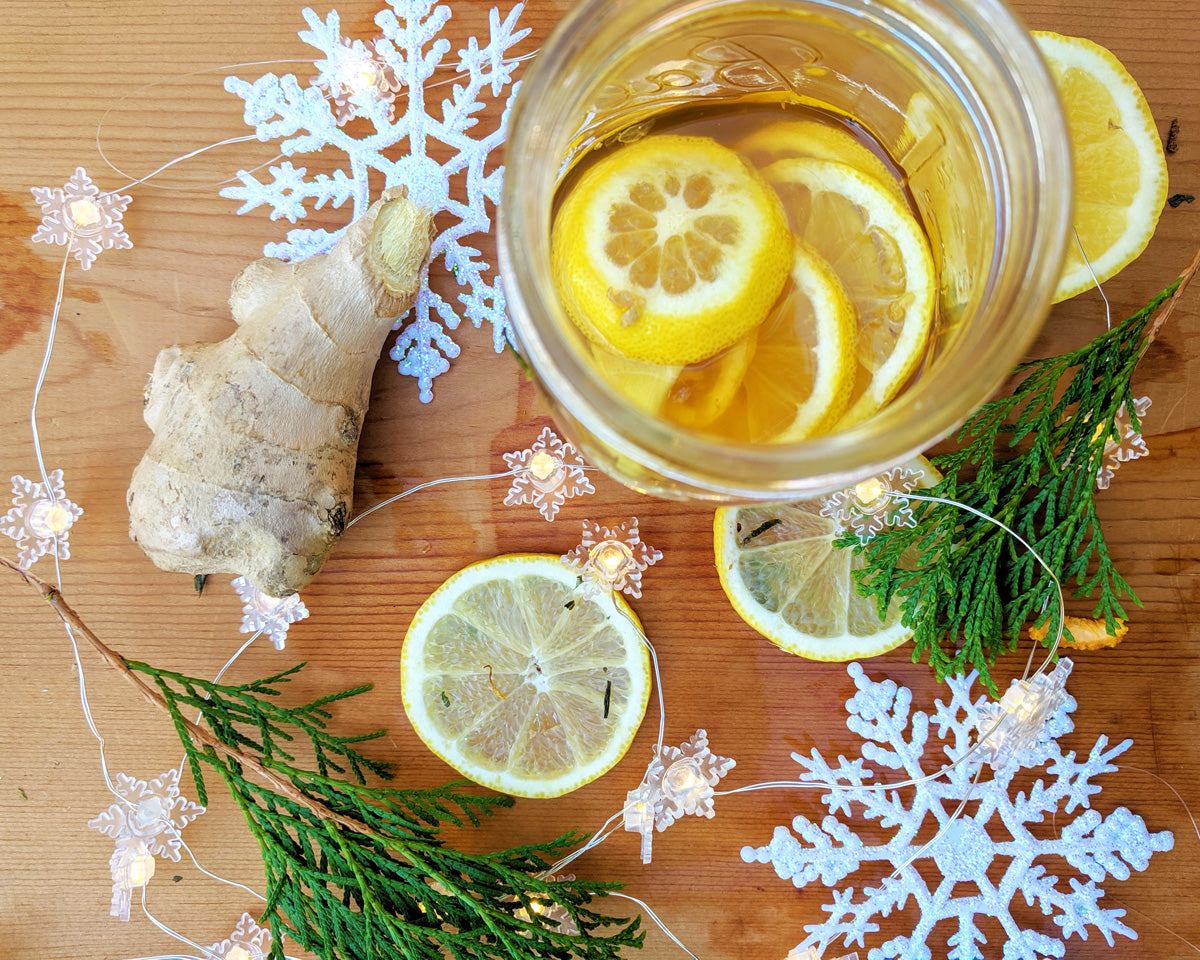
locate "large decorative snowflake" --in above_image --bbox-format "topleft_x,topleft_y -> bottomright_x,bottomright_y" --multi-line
503,427 -> 595,521
741,662 -> 1174,960
1,470 -> 83,569
30,167 -> 132,270
222,1 -> 530,401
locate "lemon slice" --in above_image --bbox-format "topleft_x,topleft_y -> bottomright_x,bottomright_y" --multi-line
661,333 -> 758,429
1032,32 -> 1169,303
401,554 -> 651,798
708,239 -> 856,442
763,158 -> 935,428
713,457 -> 939,660
590,341 -> 682,416
737,118 -> 904,199
552,134 -> 791,366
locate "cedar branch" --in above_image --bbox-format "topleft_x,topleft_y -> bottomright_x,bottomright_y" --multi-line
0,555 -> 377,840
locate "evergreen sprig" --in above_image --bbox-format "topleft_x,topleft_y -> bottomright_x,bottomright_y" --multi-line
843,278 -> 1184,693
125,659 -> 644,960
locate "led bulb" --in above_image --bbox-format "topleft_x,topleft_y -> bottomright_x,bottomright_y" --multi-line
126,850 -> 155,887
528,450 -> 559,481
27,499 -> 75,538
592,540 -> 632,579
854,477 -> 886,510
69,198 -> 102,228
662,758 -> 706,804
225,947 -> 253,960
339,58 -> 379,95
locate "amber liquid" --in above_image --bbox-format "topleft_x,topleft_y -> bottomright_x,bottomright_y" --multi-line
553,101 -> 935,444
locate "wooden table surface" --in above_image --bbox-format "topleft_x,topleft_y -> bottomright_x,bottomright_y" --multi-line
1,2 -> 1197,958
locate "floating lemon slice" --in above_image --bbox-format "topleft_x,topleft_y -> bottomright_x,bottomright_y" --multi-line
713,458 -> 939,660
661,334 -> 758,429
709,239 -> 856,442
552,134 -> 791,366
1032,32 -> 1169,302
763,158 -> 935,429
401,554 -> 651,799
737,118 -> 904,199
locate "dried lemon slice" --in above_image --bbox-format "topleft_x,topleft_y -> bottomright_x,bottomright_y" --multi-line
1033,32 -> 1169,302
552,135 -> 791,366
763,158 -> 935,429
401,554 -> 651,798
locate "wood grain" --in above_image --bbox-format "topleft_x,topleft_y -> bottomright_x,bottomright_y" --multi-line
0,2 -> 1196,959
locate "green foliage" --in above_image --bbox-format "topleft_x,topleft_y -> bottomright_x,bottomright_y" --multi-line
125,660 -> 643,960
843,281 -> 1179,693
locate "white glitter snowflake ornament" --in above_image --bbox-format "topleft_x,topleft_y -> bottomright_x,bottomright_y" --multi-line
974,658 -> 1073,770
1096,396 -> 1151,490
623,729 -> 735,863
31,167 -> 132,269
820,466 -> 921,544
233,576 -> 309,649
562,518 -> 661,599
741,662 -> 1174,960
503,427 -> 595,521
207,912 -> 273,960
1,470 -> 83,569
222,1 -> 531,401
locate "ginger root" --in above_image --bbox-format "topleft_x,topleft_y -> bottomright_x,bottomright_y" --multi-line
127,188 -> 431,597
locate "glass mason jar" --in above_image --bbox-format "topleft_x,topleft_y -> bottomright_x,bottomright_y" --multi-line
498,0 -> 1071,500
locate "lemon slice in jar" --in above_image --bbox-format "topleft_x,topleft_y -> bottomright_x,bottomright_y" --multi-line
552,134 -> 791,366
763,158 -> 935,429
401,554 -> 651,798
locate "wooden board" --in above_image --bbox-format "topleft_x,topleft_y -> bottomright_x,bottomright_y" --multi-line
0,2 -> 1196,958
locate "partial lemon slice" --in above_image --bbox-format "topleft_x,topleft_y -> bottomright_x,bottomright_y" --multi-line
401,554 -> 651,798
763,158 -> 935,428
1033,32 -> 1169,302
737,118 -> 904,199
708,239 -> 856,442
713,457 -> 939,660
661,333 -> 758,429
552,134 -> 791,366
590,341 -> 682,416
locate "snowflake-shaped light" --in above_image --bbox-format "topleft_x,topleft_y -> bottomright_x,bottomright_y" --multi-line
819,466 -> 921,544
623,729 -> 735,863
503,426 -> 595,521
1096,396 -> 1151,490
1,470 -> 83,569
31,167 -> 132,270
974,658 -> 1073,771
313,36 -> 404,125
742,662 -> 1174,960
515,874 -> 580,937
222,1 -> 531,401
562,517 -> 661,599
788,948 -> 860,960
207,912 -> 273,960
89,769 -> 206,861
233,575 -> 309,649
106,840 -> 156,922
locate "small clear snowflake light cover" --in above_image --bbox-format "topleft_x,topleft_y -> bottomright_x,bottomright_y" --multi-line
31,167 -> 132,270
233,575 -> 310,649
974,658 -> 1074,771
1096,396 -> 1151,490
820,466 -> 921,544
503,426 -> 595,521
207,912 -> 273,960
1,470 -> 83,569
106,841 -> 156,921
741,662 -> 1174,960
222,1 -> 531,401
623,729 -> 735,864
562,517 -> 661,599
515,874 -> 580,937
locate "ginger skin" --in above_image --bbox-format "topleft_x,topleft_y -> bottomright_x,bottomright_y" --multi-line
127,188 -> 431,597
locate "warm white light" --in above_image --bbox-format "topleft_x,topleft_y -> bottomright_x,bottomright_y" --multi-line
127,850 -> 155,887
662,758 -> 705,802
69,198 -> 102,228
592,540 -> 631,578
27,499 -> 74,538
854,477 -> 886,509
528,450 -> 558,481
529,901 -> 546,915
225,947 -> 253,960
339,59 -> 379,95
